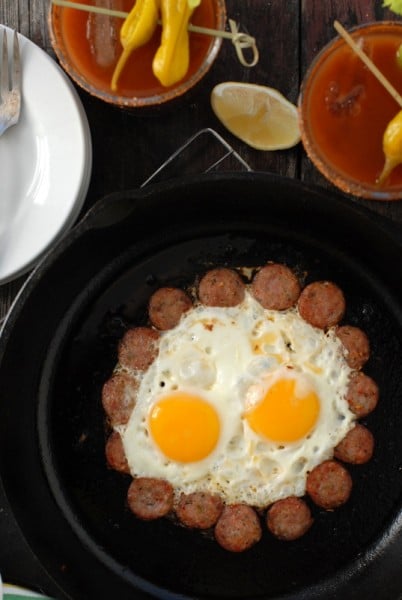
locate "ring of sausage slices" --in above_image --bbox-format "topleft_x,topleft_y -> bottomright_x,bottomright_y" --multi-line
101,263 -> 379,552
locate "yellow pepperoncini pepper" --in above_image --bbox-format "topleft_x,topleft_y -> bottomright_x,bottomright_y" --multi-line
111,0 -> 159,91
152,0 -> 201,88
377,109 -> 402,185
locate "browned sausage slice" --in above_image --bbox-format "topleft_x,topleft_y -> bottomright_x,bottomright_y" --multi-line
176,491 -> 224,529
346,371 -> 379,417
102,372 -> 138,426
334,424 -> 374,464
214,504 -> 262,552
118,327 -> 160,371
298,281 -> 346,329
198,268 -> 245,307
127,477 -> 174,520
306,460 -> 352,509
266,496 -> 313,541
105,431 -> 130,474
148,287 -> 193,330
251,263 -> 301,310
337,325 -> 370,369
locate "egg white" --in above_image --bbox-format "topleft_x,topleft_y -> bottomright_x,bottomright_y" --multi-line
120,292 -> 355,507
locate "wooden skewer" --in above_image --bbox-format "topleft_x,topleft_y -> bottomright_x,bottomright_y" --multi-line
51,0 -> 127,18
51,0 -> 253,43
334,20 -> 402,108
51,0 -> 258,67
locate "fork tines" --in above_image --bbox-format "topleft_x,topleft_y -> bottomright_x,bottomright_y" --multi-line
1,29 -> 21,93
0,28 -> 21,135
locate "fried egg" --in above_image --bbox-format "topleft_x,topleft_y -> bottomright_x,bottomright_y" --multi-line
121,292 -> 355,507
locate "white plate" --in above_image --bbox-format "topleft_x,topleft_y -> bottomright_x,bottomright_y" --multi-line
0,572 -> 55,599
2,583 -> 54,599
0,25 -> 92,284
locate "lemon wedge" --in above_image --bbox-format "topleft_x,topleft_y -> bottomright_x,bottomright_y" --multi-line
211,82 -> 301,151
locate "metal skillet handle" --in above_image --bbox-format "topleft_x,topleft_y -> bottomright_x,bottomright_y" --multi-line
75,125 -> 402,256
77,127 -> 252,231
140,128 -> 252,187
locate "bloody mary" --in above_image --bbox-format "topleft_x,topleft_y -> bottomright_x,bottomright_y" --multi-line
299,22 -> 402,200
49,0 -> 225,106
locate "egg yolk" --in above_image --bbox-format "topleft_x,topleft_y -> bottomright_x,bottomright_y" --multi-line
246,377 -> 320,442
149,392 -> 220,462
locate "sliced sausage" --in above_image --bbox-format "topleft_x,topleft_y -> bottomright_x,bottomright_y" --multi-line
334,424 -> 374,464
102,372 -> 138,426
298,281 -> 346,329
148,287 -> 193,330
118,327 -> 160,371
198,268 -> 245,307
127,477 -> 174,520
306,460 -> 352,509
337,325 -> 370,369
105,431 -> 130,474
214,504 -> 262,552
176,491 -> 224,529
266,496 -> 313,541
251,263 -> 301,310
346,371 -> 379,417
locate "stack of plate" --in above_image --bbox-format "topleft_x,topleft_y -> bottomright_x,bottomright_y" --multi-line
0,26 -> 92,285
1,583 -> 55,599
0,571 -> 55,599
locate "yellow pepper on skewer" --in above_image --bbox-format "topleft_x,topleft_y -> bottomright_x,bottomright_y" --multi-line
111,0 -> 159,91
152,0 -> 201,87
377,109 -> 402,185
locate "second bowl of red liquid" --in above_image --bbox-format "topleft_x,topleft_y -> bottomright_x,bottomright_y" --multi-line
298,21 -> 402,200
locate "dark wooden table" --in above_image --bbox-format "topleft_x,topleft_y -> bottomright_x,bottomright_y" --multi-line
1,0 -> 402,598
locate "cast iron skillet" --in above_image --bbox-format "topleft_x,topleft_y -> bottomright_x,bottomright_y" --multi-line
1,172 -> 402,600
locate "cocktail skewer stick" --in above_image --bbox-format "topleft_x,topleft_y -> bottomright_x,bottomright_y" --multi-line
334,21 -> 402,185
51,0 -> 258,66
334,19 -> 402,107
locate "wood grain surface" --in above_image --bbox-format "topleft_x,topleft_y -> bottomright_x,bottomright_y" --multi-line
0,1 -> 401,320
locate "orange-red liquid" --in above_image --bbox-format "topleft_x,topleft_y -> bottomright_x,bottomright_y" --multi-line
59,0 -> 217,98
304,25 -> 402,188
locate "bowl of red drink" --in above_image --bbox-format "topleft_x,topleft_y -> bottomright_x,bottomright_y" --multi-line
48,0 -> 226,108
298,21 -> 402,200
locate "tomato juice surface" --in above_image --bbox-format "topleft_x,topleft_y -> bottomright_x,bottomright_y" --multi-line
59,0 -> 217,98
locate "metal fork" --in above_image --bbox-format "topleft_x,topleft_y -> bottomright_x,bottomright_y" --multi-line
0,28 -> 21,137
